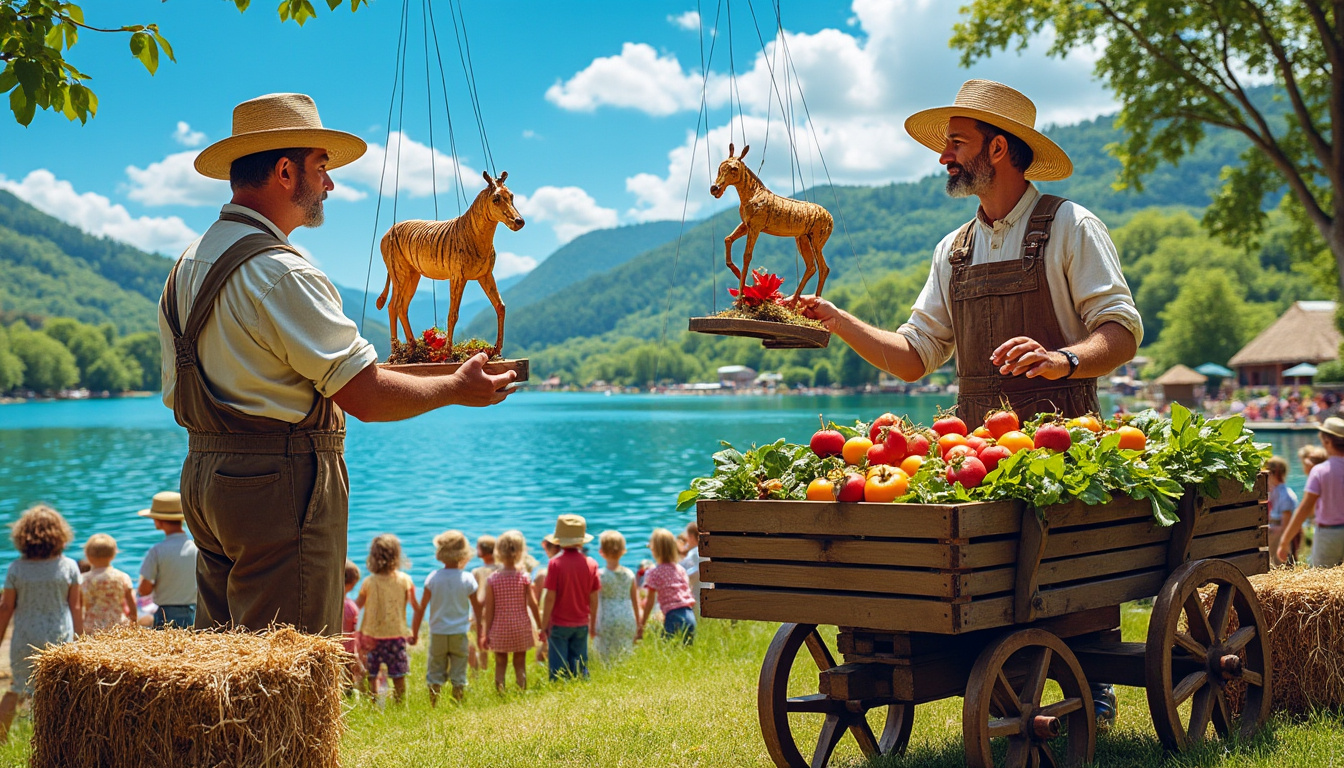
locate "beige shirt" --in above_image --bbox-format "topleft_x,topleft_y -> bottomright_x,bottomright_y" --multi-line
158,204 -> 378,423
357,571 -> 414,639
897,184 -> 1143,378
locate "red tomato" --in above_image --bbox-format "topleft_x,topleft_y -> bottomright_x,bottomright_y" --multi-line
985,409 -> 1021,440
978,445 -> 1012,473
933,416 -> 968,437
868,413 -> 899,444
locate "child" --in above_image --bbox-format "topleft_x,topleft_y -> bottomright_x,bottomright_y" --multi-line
1265,457 -> 1300,565
482,530 -> 541,692
357,534 -> 417,702
412,530 -> 481,704
531,537 -> 560,664
594,530 -> 639,660
342,560 -> 364,692
81,534 -> 136,633
1279,417 -> 1344,567
538,515 -> 600,680
636,528 -> 696,645
136,491 -> 199,629
1301,443 -> 1328,475
0,505 -> 82,742
469,534 -> 500,673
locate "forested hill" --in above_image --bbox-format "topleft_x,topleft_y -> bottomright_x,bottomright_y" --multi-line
503,111 -> 1252,353
0,190 -> 172,334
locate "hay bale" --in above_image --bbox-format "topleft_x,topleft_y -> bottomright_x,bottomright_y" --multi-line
29,625 -> 348,768
1204,566 -> 1344,715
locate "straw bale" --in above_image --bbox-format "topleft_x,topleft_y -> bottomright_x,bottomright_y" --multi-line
29,625 -> 348,768
1202,566 -> 1344,715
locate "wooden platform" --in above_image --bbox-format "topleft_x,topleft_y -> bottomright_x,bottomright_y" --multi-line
378,358 -> 530,382
699,475 -> 1268,634
688,316 -> 830,349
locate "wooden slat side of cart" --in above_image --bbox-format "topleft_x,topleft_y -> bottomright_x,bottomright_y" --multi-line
698,475 -> 1267,635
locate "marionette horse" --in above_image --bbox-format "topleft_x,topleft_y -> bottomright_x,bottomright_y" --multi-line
710,143 -> 834,304
377,171 -> 525,355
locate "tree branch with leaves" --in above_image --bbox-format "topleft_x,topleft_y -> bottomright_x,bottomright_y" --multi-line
0,0 -> 367,126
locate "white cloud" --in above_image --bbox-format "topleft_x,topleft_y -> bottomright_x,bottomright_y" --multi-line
336,131 -> 481,199
327,182 -> 367,202
172,121 -> 207,147
494,251 -> 537,279
517,185 -> 619,243
125,150 -> 228,207
668,10 -> 700,31
544,43 -> 725,116
0,169 -> 199,255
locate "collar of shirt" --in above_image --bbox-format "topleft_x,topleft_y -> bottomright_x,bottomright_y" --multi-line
974,184 -> 1041,251
220,203 -> 293,247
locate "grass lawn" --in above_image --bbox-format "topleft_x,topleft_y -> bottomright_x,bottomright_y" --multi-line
0,602 -> 1341,767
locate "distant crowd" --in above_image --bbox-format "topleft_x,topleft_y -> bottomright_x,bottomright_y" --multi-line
1208,389 -> 1340,424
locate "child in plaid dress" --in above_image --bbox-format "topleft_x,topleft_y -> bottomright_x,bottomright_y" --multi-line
482,530 -> 540,692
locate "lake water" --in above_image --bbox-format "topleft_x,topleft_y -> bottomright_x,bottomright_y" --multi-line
0,393 -> 1318,584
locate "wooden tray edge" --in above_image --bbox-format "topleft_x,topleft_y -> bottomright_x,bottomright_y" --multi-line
688,316 -> 830,348
378,358 -> 530,381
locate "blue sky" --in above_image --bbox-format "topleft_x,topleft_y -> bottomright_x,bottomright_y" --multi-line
0,0 -> 1113,292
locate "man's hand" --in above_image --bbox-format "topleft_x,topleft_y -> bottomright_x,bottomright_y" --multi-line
446,353 -> 517,407
796,295 -> 845,332
991,336 -> 1069,379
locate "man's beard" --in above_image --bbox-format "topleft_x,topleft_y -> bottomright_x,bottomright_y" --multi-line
293,174 -> 326,227
945,143 -> 995,199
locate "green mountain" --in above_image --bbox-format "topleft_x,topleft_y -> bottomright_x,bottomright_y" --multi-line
462,220 -> 682,337
504,112 -> 1252,353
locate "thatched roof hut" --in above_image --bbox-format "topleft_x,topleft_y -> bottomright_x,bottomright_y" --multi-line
1154,364 -> 1207,407
1229,301 -> 1340,386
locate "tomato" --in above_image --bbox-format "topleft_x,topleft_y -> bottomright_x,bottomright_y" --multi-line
867,441 -> 903,467
810,429 -> 845,458
1034,424 -> 1072,453
978,444 -> 1012,473
972,426 -> 993,439
907,433 -> 933,458
997,431 -> 1034,454
933,416 -> 968,437
806,478 -> 835,501
945,456 -> 988,488
868,413 -> 899,444
864,466 -> 909,502
1067,415 -> 1103,433
837,473 -> 866,502
1116,425 -> 1147,451
883,426 -> 908,458
899,454 -> 925,477
938,433 -> 969,456
843,436 -> 874,465
944,444 -> 975,462
984,409 -> 1021,439
966,436 -> 988,454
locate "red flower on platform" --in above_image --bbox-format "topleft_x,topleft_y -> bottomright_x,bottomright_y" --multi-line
729,269 -> 786,307
422,327 -> 448,350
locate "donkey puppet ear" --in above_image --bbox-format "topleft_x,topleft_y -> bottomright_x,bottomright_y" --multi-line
482,170 -> 494,186
497,170 -> 508,184
728,142 -> 735,158
739,144 -> 750,160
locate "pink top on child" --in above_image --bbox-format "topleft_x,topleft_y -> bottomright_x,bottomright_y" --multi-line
342,596 -> 359,654
1307,456 -> 1344,526
643,563 -> 695,612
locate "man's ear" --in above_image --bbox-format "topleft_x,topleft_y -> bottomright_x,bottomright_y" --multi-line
989,135 -> 1009,165
275,157 -> 297,189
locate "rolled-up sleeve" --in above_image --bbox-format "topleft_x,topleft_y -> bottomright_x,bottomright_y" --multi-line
253,268 -> 379,397
1067,217 -> 1144,347
897,245 -> 957,378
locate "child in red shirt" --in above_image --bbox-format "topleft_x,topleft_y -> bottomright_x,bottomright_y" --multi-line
538,515 -> 600,680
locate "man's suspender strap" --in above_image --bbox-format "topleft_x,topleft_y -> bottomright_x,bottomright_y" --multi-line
1022,194 -> 1066,261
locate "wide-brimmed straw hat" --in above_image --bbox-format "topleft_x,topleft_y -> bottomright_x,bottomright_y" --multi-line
904,79 -> 1073,182
1319,416 -> 1344,439
137,491 -> 184,522
544,514 -> 593,548
194,93 -> 367,181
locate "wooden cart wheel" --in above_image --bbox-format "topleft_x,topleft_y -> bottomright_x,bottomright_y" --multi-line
758,623 -> 914,768
963,628 -> 1095,768
1145,558 -> 1272,752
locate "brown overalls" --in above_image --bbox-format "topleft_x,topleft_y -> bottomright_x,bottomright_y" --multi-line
948,194 -> 1099,427
160,212 -> 349,635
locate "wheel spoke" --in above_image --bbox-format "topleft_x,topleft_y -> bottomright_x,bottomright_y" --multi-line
1038,742 -> 1060,768
1038,697 -> 1083,719
786,694 -> 842,714
848,714 -> 881,758
1172,670 -> 1208,706
1183,592 -> 1217,646
993,669 -> 1023,717
1173,630 -> 1206,658
811,714 -> 847,768
1241,669 -> 1264,688
1224,625 -> 1256,654
1005,738 -> 1032,768
1021,648 -> 1052,706
1208,583 -> 1236,643
988,716 -> 1023,738
1211,688 -> 1234,737
804,630 -> 836,672
1188,685 -> 1215,742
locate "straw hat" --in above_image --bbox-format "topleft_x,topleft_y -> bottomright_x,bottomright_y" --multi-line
1319,416 -> 1344,439
137,491 -> 184,522
194,93 -> 367,181
904,79 -> 1073,182
544,514 -> 593,548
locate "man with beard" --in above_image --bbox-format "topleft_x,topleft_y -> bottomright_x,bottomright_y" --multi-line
800,80 -> 1142,729
158,93 -> 515,636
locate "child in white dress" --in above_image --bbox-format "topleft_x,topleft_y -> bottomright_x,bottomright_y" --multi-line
594,530 -> 639,660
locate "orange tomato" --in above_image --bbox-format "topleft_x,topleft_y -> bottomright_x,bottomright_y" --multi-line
806,478 -> 836,501
900,454 -> 925,477
972,425 -> 993,439
1067,415 -> 1103,433
938,433 -> 969,456
1116,425 -> 1147,451
996,430 -> 1034,454
863,466 -> 909,502
842,436 -> 874,465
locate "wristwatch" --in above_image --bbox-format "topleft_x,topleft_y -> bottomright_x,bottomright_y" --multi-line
1058,349 -> 1080,378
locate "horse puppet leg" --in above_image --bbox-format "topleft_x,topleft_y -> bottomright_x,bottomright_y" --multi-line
477,271 -> 507,357
723,222 -> 747,288
739,229 -> 761,298
811,218 -> 833,298
444,279 -> 468,353
791,234 -> 818,306
393,272 -> 421,349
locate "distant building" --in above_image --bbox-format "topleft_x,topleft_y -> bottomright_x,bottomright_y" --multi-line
717,365 -> 757,387
1229,301 -> 1340,386
1154,364 -> 1207,408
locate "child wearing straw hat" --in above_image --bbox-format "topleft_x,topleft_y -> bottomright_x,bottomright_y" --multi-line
1278,417 -> 1344,567
136,491 -> 199,629
538,514 -> 600,681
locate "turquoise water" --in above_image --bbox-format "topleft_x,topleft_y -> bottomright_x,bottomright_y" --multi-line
0,393 -> 1317,585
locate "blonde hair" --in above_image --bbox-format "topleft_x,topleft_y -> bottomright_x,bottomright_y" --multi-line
650,528 -> 678,565
599,530 -> 626,558
84,533 -> 117,560
434,530 -> 471,566
495,530 -> 526,567
344,559 -> 361,586
12,504 -> 74,560
1301,444 -> 1328,467
476,535 -> 496,556
367,534 -> 403,576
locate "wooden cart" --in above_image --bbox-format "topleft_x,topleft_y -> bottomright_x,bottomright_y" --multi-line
697,475 -> 1271,768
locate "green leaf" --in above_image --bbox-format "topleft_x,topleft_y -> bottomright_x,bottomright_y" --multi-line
129,32 -> 159,75
0,66 -> 17,94
1170,402 -> 1191,434
234,0 -> 252,9
13,60 -> 40,97
45,23 -> 66,51
151,31 -> 176,62
1217,415 -> 1245,442
69,84 -> 89,123
326,0 -> 341,9
675,489 -> 699,512
10,86 -> 35,126
61,3 -> 85,24
59,84 -> 77,120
